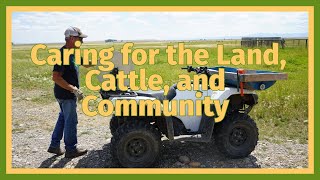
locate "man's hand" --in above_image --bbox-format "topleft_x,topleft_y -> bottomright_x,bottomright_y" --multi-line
72,87 -> 84,101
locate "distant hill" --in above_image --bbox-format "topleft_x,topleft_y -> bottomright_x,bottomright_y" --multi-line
245,33 -> 308,38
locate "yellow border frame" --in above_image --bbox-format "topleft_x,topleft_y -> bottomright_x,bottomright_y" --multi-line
6,6 -> 314,174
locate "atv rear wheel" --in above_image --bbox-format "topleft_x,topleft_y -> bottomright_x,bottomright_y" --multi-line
214,113 -> 258,158
111,121 -> 161,167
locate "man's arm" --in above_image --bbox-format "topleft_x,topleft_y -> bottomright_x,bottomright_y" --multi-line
52,71 -> 77,91
81,58 -> 94,68
82,64 -> 94,68
52,71 -> 84,100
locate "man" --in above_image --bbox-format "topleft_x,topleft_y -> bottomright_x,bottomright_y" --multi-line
47,27 -> 90,158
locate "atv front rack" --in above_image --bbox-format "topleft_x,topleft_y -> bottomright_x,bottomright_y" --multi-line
100,89 -> 138,99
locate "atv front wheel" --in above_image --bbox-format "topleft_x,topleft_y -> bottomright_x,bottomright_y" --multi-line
214,113 -> 258,158
111,121 -> 161,167
110,116 -> 119,136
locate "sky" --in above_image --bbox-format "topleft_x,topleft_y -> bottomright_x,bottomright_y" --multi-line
12,12 -> 308,44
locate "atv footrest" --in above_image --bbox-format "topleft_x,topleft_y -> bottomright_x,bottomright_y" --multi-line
173,135 -> 212,143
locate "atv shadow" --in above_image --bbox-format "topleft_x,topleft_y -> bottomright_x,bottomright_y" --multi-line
75,143 -> 118,168
74,139 -> 260,168
159,140 -> 260,168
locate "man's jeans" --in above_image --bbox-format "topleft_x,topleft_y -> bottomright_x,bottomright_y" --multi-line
50,98 -> 78,152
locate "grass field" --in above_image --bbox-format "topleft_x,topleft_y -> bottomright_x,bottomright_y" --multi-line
11,40 -> 309,143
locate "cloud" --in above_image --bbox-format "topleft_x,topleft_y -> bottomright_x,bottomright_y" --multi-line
11,12 -> 308,43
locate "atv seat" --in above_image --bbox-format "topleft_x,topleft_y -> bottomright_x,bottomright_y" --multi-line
137,84 -> 177,102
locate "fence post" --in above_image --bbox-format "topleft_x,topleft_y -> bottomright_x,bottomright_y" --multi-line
306,39 -> 308,48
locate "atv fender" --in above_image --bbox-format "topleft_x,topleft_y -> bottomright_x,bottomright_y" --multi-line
209,87 -> 256,105
110,96 -> 157,105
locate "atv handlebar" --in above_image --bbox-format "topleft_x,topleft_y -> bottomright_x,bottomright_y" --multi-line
181,66 -> 208,74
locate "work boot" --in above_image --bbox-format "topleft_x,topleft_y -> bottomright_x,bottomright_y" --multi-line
47,146 -> 65,156
65,148 -> 88,158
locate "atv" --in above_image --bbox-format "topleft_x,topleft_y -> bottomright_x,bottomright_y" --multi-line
98,53 -> 287,167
